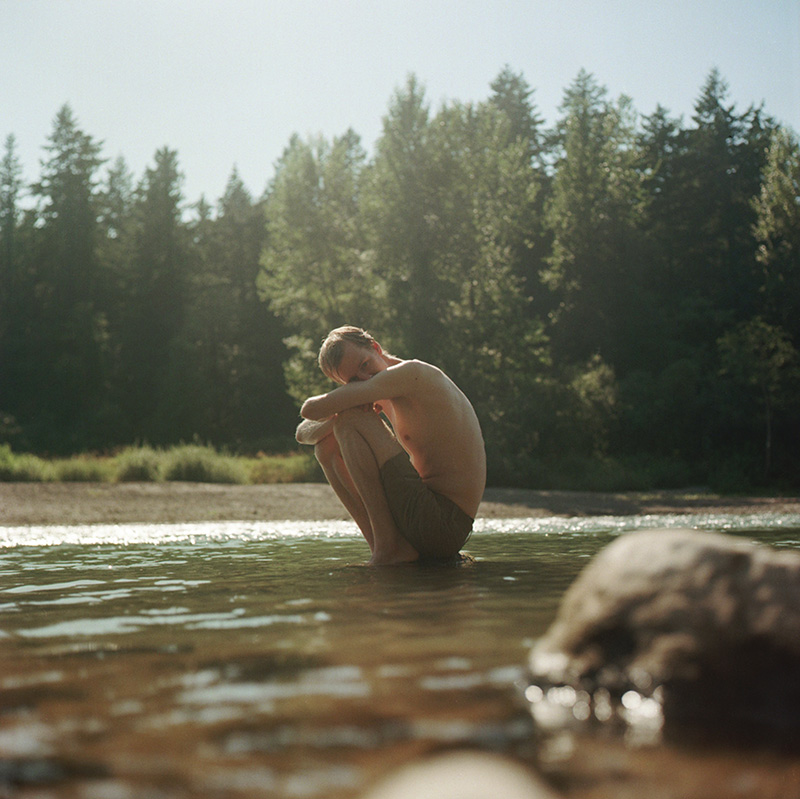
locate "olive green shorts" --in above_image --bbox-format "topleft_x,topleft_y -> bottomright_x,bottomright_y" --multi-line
379,451 -> 474,560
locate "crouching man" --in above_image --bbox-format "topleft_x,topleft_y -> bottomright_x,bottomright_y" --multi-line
296,326 -> 486,565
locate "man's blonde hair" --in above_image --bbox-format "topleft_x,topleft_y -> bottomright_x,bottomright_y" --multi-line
318,326 -> 378,381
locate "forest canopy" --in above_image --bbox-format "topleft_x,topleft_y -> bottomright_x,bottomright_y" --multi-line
1,67 -> 798,490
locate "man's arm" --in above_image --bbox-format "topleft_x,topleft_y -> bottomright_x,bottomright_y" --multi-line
295,417 -> 335,446
300,360 -> 423,421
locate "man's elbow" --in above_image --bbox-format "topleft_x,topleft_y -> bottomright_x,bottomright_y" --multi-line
300,398 -> 315,420
300,396 -> 326,421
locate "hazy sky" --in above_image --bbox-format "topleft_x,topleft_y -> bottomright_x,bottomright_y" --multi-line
2,0 -> 798,206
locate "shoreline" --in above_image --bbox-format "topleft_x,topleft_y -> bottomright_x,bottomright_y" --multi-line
1,482 -> 798,527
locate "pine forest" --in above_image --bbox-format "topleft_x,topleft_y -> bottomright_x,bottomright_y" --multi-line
1,68 -> 798,491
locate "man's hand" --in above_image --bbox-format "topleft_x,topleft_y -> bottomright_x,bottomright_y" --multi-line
295,417 -> 335,446
295,404 -> 380,445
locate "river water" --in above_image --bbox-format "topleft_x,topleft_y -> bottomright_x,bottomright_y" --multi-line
1,513 -> 799,798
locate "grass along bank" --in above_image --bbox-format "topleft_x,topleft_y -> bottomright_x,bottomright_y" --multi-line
1,443 -> 792,495
0,444 -> 321,485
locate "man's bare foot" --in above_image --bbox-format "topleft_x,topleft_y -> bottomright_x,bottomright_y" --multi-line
368,539 -> 419,566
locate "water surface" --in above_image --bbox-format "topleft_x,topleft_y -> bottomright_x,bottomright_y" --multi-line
1,514 -> 799,798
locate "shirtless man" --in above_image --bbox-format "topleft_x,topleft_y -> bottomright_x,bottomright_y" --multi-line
296,326 -> 486,565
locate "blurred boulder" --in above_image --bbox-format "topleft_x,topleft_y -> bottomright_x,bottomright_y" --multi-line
359,751 -> 561,799
528,528 -> 800,735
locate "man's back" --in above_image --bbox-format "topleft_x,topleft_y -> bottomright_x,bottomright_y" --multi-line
379,360 -> 486,518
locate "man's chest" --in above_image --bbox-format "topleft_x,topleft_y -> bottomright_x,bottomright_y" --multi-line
382,401 -> 450,464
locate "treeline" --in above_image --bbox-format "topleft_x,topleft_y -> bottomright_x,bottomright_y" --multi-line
1,68 -> 799,490
0,110 -> 297,454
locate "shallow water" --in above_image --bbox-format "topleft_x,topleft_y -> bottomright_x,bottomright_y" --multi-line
1,514 -> 799,798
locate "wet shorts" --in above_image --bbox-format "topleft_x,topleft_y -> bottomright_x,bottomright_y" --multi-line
379,451 -> 474,560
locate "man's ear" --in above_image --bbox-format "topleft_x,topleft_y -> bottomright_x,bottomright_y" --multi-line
373,341 -> 383,354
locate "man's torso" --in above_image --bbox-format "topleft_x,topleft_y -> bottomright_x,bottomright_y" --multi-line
381,361 -> 486,518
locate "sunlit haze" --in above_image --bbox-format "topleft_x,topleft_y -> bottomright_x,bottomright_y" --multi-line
2,0 -> 798,206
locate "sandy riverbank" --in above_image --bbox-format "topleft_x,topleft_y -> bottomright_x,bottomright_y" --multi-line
1,482 -> 798,526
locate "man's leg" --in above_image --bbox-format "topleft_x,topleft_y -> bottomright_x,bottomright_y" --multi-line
333,409 -> 419,565
314,433 -> 375,552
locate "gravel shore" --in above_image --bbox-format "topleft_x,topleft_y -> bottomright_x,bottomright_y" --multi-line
1,482 -> 797,526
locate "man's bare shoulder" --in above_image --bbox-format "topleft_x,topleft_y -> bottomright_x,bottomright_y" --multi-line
388,359 -> 448,389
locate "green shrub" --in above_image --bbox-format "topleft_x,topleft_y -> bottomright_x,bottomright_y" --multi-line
114,446 -> 163,482
0,443 -> 12,479
248,452 -> 321,484
162,444 -> 249,484
52,457 -> 112,482
0,445 -> 52,482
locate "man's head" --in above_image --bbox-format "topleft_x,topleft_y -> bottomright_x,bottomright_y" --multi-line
318,326 -> 383,383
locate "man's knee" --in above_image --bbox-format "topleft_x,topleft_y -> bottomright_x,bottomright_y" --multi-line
332,408 -> 379,441
333,409 -> 402,467
314,431 -> 340,467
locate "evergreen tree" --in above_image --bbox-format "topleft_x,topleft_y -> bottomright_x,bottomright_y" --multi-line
718,317 -> 798,480
96,155 -> 135,376
33,106 -> 105,305
748,126 -> 800,481
0,134 -> 25,442
215,170 -> 295,443
0,134 -> 23,282
421,99 -> 552,471
679,69 -> 772,330
259,131 -> 372,403
363,75 -> 443,361
489,66 -> 545,164
116,147 -> 190,442
752,126 -> 800,342
25,106 -> 109,450
0,135 -> 23,340
635,104 -> 691,367
488,67 -> 552,308
98,156 -> 135,242
172,169 -> 294,445
543,71 -> 646,368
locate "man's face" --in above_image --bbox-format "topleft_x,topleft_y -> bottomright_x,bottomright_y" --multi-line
333,342 -> 385,385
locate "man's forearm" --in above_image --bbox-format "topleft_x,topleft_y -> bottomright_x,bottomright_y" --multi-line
301,381 -> 376,420
301,392 -> 338,421
295,417 -> 335,446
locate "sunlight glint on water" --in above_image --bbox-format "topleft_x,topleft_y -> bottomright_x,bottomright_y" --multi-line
2,511 -> 799,547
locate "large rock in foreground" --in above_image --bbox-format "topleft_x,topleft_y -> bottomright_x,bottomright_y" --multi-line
528,528 -> 800,736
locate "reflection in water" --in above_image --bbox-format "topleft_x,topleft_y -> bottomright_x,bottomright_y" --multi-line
0,517 -> 798,798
